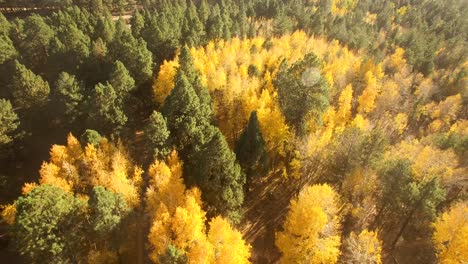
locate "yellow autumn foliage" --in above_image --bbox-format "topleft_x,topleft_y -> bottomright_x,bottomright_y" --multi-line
276,184 -> 341,264
433,202 -> 468,264
343,230 -> 382,264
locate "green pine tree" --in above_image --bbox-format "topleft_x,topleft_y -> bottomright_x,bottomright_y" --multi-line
10,61 -> 50,109
144,110 -> 170,160
235,111 -> 268,185
0,99 -> 20,146
12,185 -> 88,263
195,128 -> 246,224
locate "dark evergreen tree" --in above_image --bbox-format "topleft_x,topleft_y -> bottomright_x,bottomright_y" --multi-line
144,110 -> 170,160
274,53 -> 330,135
54,72 -> 84,124
178,45 -> 213,119
0,99 -> 20,146
49,23 -> 91,76
198,0 -> 210,24
130,9 -> 145,38
110,19 -> 152,84
374,159 -> 446,249
161,72 -> 213,159
109,60 -> 135,98
94,11 -> 115,43
0,35 -> 17,64
235,111 -> 268,185
89,82 -> 127,134
15,15 -> 54,73
9,61 -> 50,109
12,185 -> 88,263
88,186 -> 130,236
80,129 -> 102,146
206,4 -> 224,40
195,128 -> 245,223
160,245 -> 187,264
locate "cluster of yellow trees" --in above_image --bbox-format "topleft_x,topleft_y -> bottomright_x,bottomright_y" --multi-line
146,151 -> 250,263
152,31 -> 467,263
2,30 -> 466,263
2,135 -> 251,263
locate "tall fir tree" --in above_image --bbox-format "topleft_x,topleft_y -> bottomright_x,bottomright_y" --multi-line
195,128 -> 245,223
10,61 -> 50,109
235,111 -> 268,185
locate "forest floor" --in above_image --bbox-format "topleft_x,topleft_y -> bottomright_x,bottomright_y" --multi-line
240,169 -> 302,263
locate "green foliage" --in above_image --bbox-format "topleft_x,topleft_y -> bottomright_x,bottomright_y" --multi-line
12,185 -> 87,263
90,82 -> 127,134
130,9 -> 145,38
145,111 -> 170,160
433,132 -> 468,158
49,22 -> 91,75
274,53 -> 329,135
196,128 -> 245,223
54,72 -> 84,123
80,129 -> 102,146
15,15 -> 54,72
178,45 -> 213,119
376,159 -> 446,247
235,111 -> 268,183
159,245 -> 187,264
10,61 -> 50,109
247,64 -> 260,78
206,4 -> 225,40
88,186 -> 130,235
110,20 -> 152,84
0,99 -> 19,145
0,35 -> 17,64
109,60 -> 135,97
324,128 -> 387,184
162,72 -> 213,160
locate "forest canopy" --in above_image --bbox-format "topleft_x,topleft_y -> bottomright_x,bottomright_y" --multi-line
0,0 -> 467,263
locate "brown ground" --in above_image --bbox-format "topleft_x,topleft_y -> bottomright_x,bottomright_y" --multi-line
240,169 -> 305,264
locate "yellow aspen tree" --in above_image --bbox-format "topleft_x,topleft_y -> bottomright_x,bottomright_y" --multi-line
148,204 -> 172,262
394,113 -> 408,135
172,195 -> 207,251
375,80 -> 401,114
385,140 -> 460,183
146,158 -> 185,217
39,162 -> 73,192
38,134 -> 141,207
1,203 -> 16,225
153,60 -> 179,105
342,230 -> 382,264
21,182 -> 38,195
386,47 -> 407,73
433,202 -> 468,264
351,114 -> 369,131
427,94 -> 463,133
276,184 -> 341,264
341,168 -> 379,229
39,133 -> 83,191
358,71 -> 378,114
256,88 -> 291,160
186,236 -> 214,264
336,84 -> 353,128
208,216 -> 251,264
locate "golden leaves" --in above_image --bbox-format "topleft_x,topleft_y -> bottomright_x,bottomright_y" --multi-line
276,184 -> 341,264
433,202 -> 468,264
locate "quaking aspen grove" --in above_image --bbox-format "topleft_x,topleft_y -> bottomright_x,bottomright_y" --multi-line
0,0 -> 466,263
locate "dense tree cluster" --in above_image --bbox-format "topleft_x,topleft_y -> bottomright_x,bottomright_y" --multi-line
0,0 -> 467,263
